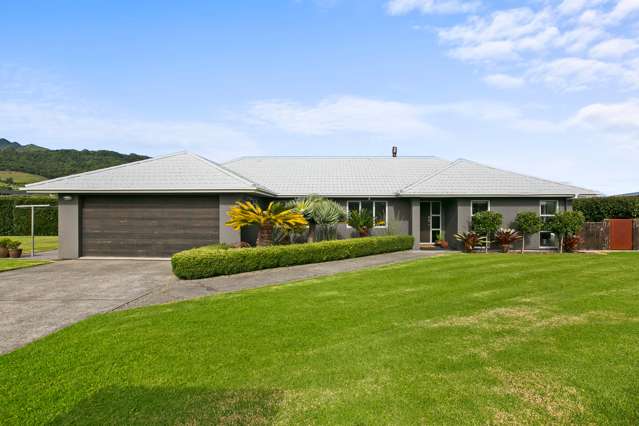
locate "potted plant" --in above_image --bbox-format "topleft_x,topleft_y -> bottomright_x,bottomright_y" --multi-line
7,240 -> 23,258
0,238 -> 10,258
494,228 -> 523,253
512,212 -> 543,253
454,231 -> 486,253
347,209 -> 374,237
435,231 -> 449,249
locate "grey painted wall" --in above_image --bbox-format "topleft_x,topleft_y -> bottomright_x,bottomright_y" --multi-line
455,197 -> 568,249
334,198 -> 412,239
218,194 -> 241,246
58,194 -> 80,259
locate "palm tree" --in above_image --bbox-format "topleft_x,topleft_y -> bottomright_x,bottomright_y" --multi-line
226,201 -> 307,246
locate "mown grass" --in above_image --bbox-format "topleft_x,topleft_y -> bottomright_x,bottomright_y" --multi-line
0,259 -> 50,272
1,253 -> 638,424
4,235 -> 58,253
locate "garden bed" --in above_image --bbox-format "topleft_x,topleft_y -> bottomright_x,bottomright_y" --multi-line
171,235 -> 414,279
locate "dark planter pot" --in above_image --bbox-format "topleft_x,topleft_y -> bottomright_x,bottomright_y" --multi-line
358,228 -> 370,237
0,247 -> 8,258
9,248 -> 23,258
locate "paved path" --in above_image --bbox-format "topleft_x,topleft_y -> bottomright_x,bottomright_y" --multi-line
0,250 -> 445,354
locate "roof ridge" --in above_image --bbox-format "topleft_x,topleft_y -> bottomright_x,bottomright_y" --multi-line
224,155 -> 444,163
456,158 -> 601,195
398,159 -> 462,194
189,153 -> 276,194
24,151 -> 187,189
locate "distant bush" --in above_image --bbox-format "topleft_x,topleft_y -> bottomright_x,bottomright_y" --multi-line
0,195 -> 58,235
573,196 -> 639,222
172,235 -> 415,279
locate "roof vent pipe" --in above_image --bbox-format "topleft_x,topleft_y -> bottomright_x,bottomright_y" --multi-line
392,146 -> 398,158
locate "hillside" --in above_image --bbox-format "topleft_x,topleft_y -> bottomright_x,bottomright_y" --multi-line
0,138 -> 148,180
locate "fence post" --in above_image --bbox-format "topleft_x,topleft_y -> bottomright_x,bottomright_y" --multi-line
634,219 -> 639,250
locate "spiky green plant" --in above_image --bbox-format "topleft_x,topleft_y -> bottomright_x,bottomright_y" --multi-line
226,201 -> 307,246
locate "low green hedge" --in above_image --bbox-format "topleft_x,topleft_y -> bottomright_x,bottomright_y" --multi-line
172,235 -> 415,280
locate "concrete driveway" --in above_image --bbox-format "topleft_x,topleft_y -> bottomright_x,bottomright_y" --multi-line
0,260 -> 174,354
0,250 -> 444,355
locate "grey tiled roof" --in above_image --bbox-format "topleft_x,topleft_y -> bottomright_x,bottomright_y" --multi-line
25,152 -> 273,194
25,152 -> 600,197
399,159 -> 599,197
223,156 -> 451,197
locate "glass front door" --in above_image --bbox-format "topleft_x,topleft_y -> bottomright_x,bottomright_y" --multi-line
419,201 -> 442,243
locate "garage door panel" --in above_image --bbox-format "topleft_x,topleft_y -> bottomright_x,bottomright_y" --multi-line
81,195 -> 220,257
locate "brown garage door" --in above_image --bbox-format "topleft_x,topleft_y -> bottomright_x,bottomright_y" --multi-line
81,195 -> 219,257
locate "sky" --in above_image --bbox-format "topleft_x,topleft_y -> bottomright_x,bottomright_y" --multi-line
1,0 -> 638,195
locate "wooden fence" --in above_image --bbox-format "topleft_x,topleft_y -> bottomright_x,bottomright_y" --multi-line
578,219 -> 639,250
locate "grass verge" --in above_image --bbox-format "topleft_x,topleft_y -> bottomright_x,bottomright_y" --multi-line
4,236 -> 58,253
0,259 -> 50,272
1,253 -> 638,424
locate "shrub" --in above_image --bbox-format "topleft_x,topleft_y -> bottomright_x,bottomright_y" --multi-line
454,231 -> 485,253
573,196 -> 639,222
563,235 -> 582,253
172,235 -> 415,279
348,209 -> 375,237
512,212 -> 543,253
548,211 -> 586,253
494,228 -> 522,252
472,211 -> 503,252
225,201 -> 307,246
0,195 -> 58,236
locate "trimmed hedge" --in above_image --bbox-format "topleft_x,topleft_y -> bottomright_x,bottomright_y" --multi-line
0,195 -> 58,236
172,235 -> 415,279
573,196 -> 639,222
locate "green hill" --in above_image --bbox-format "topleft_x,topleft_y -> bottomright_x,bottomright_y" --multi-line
0,138 -> 148,180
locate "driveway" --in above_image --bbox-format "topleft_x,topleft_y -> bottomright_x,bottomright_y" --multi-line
0,260 -> 174,354
0,250 -> 445,354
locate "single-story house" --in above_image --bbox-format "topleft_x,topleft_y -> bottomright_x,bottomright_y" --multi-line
25,152 -> 599,258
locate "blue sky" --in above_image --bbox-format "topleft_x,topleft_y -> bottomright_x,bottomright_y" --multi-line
1,0 -> 638,194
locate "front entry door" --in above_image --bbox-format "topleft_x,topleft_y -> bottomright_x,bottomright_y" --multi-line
420,201 -> 442,243
420,202 -> 430,243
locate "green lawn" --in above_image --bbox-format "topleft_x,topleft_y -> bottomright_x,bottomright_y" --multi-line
4,236 -> 58,253
0,259 -> 50,272
1,253 -> 638,424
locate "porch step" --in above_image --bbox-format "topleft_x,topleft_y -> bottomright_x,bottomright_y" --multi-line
418,243 -> 438,250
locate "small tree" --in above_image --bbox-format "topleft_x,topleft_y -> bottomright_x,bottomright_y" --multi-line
548,211 -> 586,253
226,201 -> 307,246
512,211 -> 543,254
472,211 -> 503,252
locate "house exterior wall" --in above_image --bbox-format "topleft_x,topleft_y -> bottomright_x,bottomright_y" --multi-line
455,197 -> 569,249
333,198 -> 411,239
219,194 -> 241,246
58,194 -> 80,259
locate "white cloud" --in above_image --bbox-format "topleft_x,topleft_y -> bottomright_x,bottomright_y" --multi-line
249,96 -> 436,137
423,1 -> 639,91
589,37 -> 639,58
386,0 -> 480,15
483,73 -> 524,89
527,57 -> 639,90
0,101 -> 257,160
568,98 -> 639,130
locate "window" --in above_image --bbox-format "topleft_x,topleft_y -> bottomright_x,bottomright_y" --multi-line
471,200 -> 490,215
540,200 -> 559,248
347,200 -> 387,228
430,201 -> 442,243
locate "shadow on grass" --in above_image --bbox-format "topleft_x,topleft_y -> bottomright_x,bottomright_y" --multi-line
50,386 -> 284,425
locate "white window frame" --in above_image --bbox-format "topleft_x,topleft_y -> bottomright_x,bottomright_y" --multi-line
471,200 -> 490,216
430,201 -> 442,244
346,200 -> 388,229
539,200 -> 559,248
